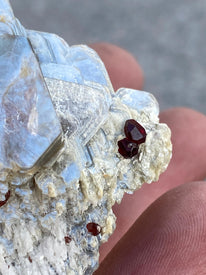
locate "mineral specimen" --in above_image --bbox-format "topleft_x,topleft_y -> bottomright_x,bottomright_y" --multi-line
0,1 -> 172,274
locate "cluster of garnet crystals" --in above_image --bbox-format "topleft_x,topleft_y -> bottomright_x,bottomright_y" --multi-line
118,119 -> 147,159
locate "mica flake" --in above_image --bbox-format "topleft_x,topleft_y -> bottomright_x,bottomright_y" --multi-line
0,1 -> 172,274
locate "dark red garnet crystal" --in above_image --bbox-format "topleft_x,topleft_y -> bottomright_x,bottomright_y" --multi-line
124,119 -> 146,144
118,138 -> 139,159
118,119 -> 146,159
86,222 -> 101,236
64,236 -> 72,244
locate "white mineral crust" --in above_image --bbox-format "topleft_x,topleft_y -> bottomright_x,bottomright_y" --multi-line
0,1 -> 172,274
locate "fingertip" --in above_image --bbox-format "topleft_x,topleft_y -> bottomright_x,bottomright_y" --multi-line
160,107 -> 206,184
95,181 -> 206,275
89,42 -> 144,91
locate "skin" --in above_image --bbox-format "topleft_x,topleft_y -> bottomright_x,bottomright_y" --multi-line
90,43 -> 206,274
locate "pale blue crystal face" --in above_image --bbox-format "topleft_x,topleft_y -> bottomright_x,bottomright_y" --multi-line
28,31 -> 114,91
0,35 -> 62,172
116,88 -> 159,117
27,30 -> 113,146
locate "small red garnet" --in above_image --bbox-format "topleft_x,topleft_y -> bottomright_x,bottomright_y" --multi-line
86,223 -> 101,236
64,236 -> 72,244
124,119 -> 146,144
0,190 -> 11,208
118,138 -> 139,159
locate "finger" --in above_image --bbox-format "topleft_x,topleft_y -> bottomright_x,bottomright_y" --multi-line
95,181 -> 206,275
89,42 -> 144,91
100,107 -> 206,262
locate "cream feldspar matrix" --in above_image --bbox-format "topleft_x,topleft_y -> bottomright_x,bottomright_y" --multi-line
0,1 -> 172,274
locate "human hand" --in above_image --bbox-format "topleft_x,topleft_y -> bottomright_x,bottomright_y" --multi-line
91,43 -> 206,275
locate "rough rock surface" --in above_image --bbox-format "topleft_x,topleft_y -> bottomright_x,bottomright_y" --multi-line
0,1 -> 172,274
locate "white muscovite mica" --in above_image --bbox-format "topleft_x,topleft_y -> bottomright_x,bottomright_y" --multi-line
0,1 -> 172,274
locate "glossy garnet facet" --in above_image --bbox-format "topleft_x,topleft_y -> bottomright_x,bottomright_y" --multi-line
86,223 -> 101,236
118,138 -> 139,159
124,119 -> 146,144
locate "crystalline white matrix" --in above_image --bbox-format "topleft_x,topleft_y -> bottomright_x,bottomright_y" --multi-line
0,1 -> 172,274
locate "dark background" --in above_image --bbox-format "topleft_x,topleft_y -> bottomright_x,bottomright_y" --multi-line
11,0 -> 206,113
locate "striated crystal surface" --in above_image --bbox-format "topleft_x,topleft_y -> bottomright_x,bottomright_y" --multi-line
28,31 -> 114,93
45,78 -> 111,145
0,35 -> 62,174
